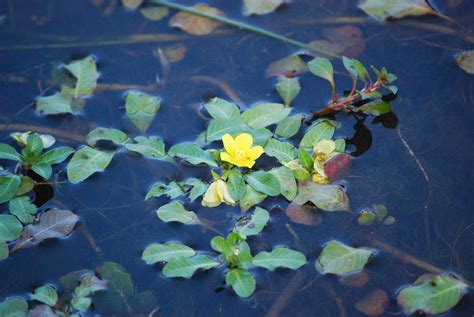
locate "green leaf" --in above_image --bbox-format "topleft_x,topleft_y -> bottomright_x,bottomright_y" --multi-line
163,256 -> 219,278
298,148 -> 314,172
269,167 -> 297,201
359,100 -> 392,116
31,164 -> 52,180
0,298 -> 28,317
61,56 -> 99,98
265,55 -> 309,78
184,178 -> 209,202
36,93 -> 76,115
0,214 -> 22,242
396,274 -> 468,315
0,241 -> 8,261
358,0 -> 437,21
67,146 -> 115,183
334,139 -> 346,152
342,56 -> 358,79
15,177 -> 35,197
9,196 -> 37,224
125,91 -> 161,133
225,269 -> 256,298
210,236 -> 230,255
275,114 -> 303,138
0,175 -> 21,204
234,207 -> 270,239
140,6 -> 169,20
71,296 -> 92,311
246,128 -> 273,147
264,139 -> 296,164
456,50 -> 474,75
293,182 -> 350,211
253,247 -> 306,270
204,97 -> 240,120
206,118 -> 249,142
276,76 -> 300,106
31,284 -> 58,306
86,128 -> 129,146
245,171 -> 281,196
0,144 -> 21,161
24,133 -> 43,158
156,201 -> 200,224
240,185 -> 267,212
38,147 -> 74,165
142,243 -> 196,264
241,103 -> 291,129
308,57 -> 334,83
168,143 -> 217,167
124,136 -> 167,159
96,262 -> 133,296
316,240 -> 374,275
227,169 -> 246,201
300,121 -> 335,148
146,182 -> 186,200
243,0 -> 286,15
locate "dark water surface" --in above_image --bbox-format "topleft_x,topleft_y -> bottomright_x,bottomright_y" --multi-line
0,0 -> 473,316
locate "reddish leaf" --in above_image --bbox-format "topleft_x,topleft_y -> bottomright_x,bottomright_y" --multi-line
169,5 -> 224,35
265,55 -> 308,78
285,203 -> 322,226
324,153 -> 352,183
321,26 -> 366,57
340,271 -> 370,288
355,289 -> 389,316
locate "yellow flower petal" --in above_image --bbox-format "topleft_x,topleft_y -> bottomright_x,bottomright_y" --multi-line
222,134 -> 237,155
202,182 -> 221,207
247,146 -> 264,160
314,140 -> 336,155
234,133 -> 253,150
220,152 -> 238,166
312,173 -> 330,184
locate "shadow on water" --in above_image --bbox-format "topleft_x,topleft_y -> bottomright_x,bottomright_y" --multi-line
0,0 -> 473,316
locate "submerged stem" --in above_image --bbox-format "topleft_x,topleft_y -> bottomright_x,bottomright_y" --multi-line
150,0 -> 339,58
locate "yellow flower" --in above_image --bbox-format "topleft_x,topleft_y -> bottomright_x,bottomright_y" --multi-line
220,133 -> 264,168
202,179 -> 236,207
312,140 -> 337,184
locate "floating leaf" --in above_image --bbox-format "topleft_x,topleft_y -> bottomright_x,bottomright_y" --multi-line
300,121 -> 335,148
204,97 -> 240,120
184,178 -> 208,201
168,143 -> 217,167
61,56 -> 99,98
234,207 -> 270,239
316,240 -> 374,275
324,153 -> 352,183
145,182 -> 184,200
269,167 -> 297,201
240,185 -> 267,212
0,214 -> 22,242
9,196 -> 37,224
455,50 -> 474,74
275,114 -> 303,138
97,262 -> 134,297
28,304 -> 56,317
0,143 -> 21,161
245,171 -> 281,196
243,0 -> 287,15
264,139 -> 296,164
320,26 -> 366,58
241,103 -> 291,129
0,298 -> 28,316
163,256 -> 219,278
206,118 -> 248,142
124,136 -> 167,159
358,0 -> 439,21
169,5 -> 224,35
293,182 -> 350,211
359,100 -> 392,116
125,91 -> 160,133
0,241 -> 8,260
396,274 -> 468,315
246,128 -> 273,147
226,268 -> 256,298
12,209 -> 78,251
276,76 -> 300,106
298,148 -> 314,172
227,169 -> 246,201
36,93 -> 76,115
140,6 -> 169,20
122,0 -> 143,9
253,248 -> 306,270
308,57 -> 334,83
38,147 -> 75,166
265,55 -> 308,78
16,177 -> 39,196
67,146 -> 115,183
285,203 -> 321,226
31,164 -> 52,180
156,201 -> 200,224
86,128 -> 129,146
71,296 -> 92,311
355,289 -> 389,316
142,243 -> 196,264
0,175 -> 21,204
340,271 -> 370,288
31,284 -> 58,306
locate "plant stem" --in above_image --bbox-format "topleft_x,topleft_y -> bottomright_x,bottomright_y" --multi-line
150,0 -> 339,58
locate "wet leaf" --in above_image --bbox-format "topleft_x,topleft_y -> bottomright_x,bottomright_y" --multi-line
321,26 -> 365,57
71,296 -> 91,311
0,144 -> 21,161
9,196 -> 37,224
241,103 -> 291,129
358,0 -> 438,21
265,55 -> 308,78
293,182 -> 350,212
36,93 -> 77,115
324,153 -> 352,183
455,50 -> 474,74
358,210 -> 376,225
269,166 -> 297,201
122,0 -> 142,9
0,298 -> 28,316
253,248 -> 306,270
340,271 -> 370,288
383,216 -> 396,225
16,176 -> 36,196
240,185 -> 267,212
300,121 -> 335,148
31,284 -> 58,306
163,256 -> 219,278
169,5 -> 224,35
38,147 -> 74,166
276,76 -> 300,106
246,128 -> 273,146
124,136 -> 167,159
275,114 -> 303,138
298,148 -> 314,172
285,203 -> 321,226
245,171 -> 281,196
0,175 -> 21,204
28,304 -> 56,317
396,274 -> 468,315
0,214 -> 22,242
204,97 -> 240,120
308,57 -> 334,83
264,139 -> 296,164
226,268 -> 256,298
61,56 -> 99,98
86,128 -> 129,147
355,289 -> 389,316
31,164 -> 52,180
234,207 -> 269,239
206,118 -> 248,142
315,240 -> 374,275
184,178 -> 208,202
125,91 -> 160,133
227,169 -> 246,201
142,243 -> 196,264
156,201 -> 200,224
0,241 -> 8,260
359,100 -> 392,116
67,146 -> 115,183
243,0 -> 288,15
12,210 -> 78,251
140,6 -> 169,20
145,181 -> 186,200
97,262 -> 134,297
168,143 -> 217,167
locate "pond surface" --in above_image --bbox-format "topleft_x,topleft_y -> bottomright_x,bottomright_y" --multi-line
0,0 -> 473,316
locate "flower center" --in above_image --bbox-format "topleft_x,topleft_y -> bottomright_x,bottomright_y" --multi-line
235,148 -> 245,160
